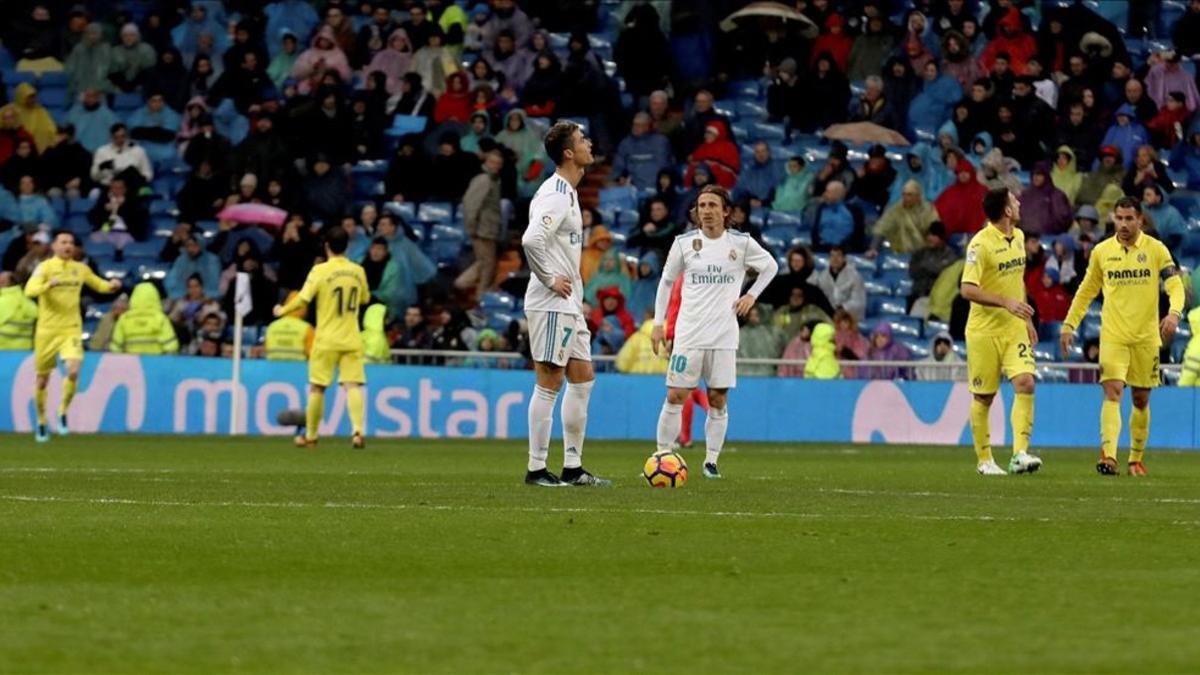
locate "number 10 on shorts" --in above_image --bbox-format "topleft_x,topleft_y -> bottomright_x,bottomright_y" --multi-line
670,354 -> 688,374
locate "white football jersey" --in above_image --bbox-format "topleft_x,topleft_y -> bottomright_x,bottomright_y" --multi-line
522,173 -> 584,315
655,229 -> 778,350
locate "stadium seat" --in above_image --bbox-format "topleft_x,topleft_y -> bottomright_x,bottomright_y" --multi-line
787,231 -> 812,248
749,207 -> 766,228
123,240 -> 160,260
67,196 -> 96,215
113,92 -> 143,112
1080,317 -> 1102,341
924,319 -> 949,336
1034,342 -> 1057,363
735,100 -> 766,121
848,254 -> 876,276
868,296 -> 906,316
879,253 -> 910,271
598,185 -> 638,211
38,70 -> 67,89
427,224 -> 465,265
1181,231 -> 1200,257
892,277 -> 913,296
1039,321 -> 1063,343
863,280 -> 892,296
1037,366 -> 1069,383
49,196 -> 66,219
885,316 -> 922,338
65,213 -> 90,236
760,233 -> 787,256
135,262 -> 169,281
767,211 -> 803,229
417,202 -> 454,223
148,199 -> 176,216
750,121 -> 785,142
898,336 -> 929,357
383,201 -> 415,221
480,291 -> 516,312
712,100 -> 738,121
730,79 -> 762,101
37,87 -> 68,109
486,310 -> 516,333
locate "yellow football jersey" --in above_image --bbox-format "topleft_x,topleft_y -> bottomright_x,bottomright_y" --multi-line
24,257 -> 113,333
1064,232 -> 1183,346
283,256 -> 369,352
961,223 -> 1027,337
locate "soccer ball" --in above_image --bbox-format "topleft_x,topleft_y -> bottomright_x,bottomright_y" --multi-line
643,452 -> 688,488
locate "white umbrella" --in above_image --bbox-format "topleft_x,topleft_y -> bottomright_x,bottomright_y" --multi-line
720,2 -> 819,38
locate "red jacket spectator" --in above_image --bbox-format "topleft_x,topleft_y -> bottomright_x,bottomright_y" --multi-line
981,9 -> 1037,75
684,122 -> 740,189
810,14 -> 853,74
1029,267 -> 1071,323
591,286 -> 636,338
934,159 -> 988,236
434,72 -> 472,124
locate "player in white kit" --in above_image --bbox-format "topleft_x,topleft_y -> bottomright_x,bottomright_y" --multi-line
520,121 -> 610,487
651,185 -> 779,478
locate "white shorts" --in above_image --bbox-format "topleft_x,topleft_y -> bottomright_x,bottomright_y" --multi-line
527,310 -> 591,367
665,348 -> 737,390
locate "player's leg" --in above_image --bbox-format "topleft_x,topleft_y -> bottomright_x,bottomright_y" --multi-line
966,336 -> 1004,474
58,357 -> 82,435
702,388 -> 729,479
559,316 -> 607,485
1006,373 -> 1040,474
302,348 -> 336,447
1126,342 -> 1159,475
339,350 -> 368,448
1097,341 -> 1131,475
525,310 -> 568,486
32,333 -> 59,442
659,348 -> 702,452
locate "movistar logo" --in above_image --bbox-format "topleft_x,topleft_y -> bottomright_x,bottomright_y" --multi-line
691,263 -> 736,285
998,258 -> 1025,272
1107,268 -> 1151,280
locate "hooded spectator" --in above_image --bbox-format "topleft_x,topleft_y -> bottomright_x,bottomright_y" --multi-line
140,47 -> 190,112
110,282 -> 178,354
1019,162 -> 1073,236
908,60 -> 962,136
1029,266 -> 1071,325
685,122 -> 740,190
65,88 -> 117,155
166,234 -> 221,299
1044,234 -> 1079,290
865,322 -> 912,380
109,23 -> 157,92
773,156 -> 815,214
616,311 -> 669,374
580,225 -> 613,284
883,57 -> 920,133
40,124 -> 92,196
804,52 -> 852,132
127,93 -> 182,166
0,84 -> 56,154
1143,184 -> 1187,251
851,144 -> 898,210
64,23 -> 112,96
738,305 -> 785,377
914,332 -> 964,381
11,176 -> 55,228
173,4 -> 229,65
584,247 -> 632,307
613,112 -> 674,191
811,14 -> 853,74
494,109 -> 547,198
364,29 -> 414,96
385,134 -> 433,203
412,28 -> 460,96
521,49 -> 563,115
1051,146 -> 1082,204
890,143 -> 949,204
1146,52 -> 1200,112
1068,205 -> 1103,243
301,154 -> 349,225
941,29 -> 983,89
266,31 -> 301,89
1101,104 -> 1150,169
433,71 -> 472,124
590,287 -> 636,339
848,14 -> 896,82
871,179 -> 940,255
981,8 -> 1036,75
0,270 -> 38,350
361,303 -> 390,364
292,26 -> 352,95
935,158 -> 987,236
613,4 -> 673,101
1076,145 -> 1126,206
627,251 -> 661,320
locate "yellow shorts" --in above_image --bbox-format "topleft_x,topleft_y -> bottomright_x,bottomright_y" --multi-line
308,347 -> 366,387
1100,340 -> 1160,389
966,332 -> 1036,395
34,331 -> 83,375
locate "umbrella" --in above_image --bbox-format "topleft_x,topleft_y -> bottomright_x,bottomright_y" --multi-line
720,2 -> 818,38
217,203 -> 288,228
822,122 -> 910,147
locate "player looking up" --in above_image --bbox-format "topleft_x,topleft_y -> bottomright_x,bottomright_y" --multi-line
961,188 -> 1041,476
24,231 -> 121,441
274,226 -> 370,449
651,185 -> 779,478
520,120 -> 608,487
1060,196 -> 1185,476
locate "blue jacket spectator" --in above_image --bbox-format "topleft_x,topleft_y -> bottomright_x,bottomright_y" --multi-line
611,112 -> 673,190
1143,184 -> 1187,251
65,90 -> 118,153
627,250 -> 662,320
265,1 -> 320,56
889,143 -> 949,203
166,235 -> 221,299
1170,119 -> 1200,190
807,181 -> 865,252
212,99 -> 249,146
736,142 -> 785,207
1101,104 -> 1150,169
14,190 -> 57,228
127,94 -> 183,166
907,61 -> 961,138
171,4 -> 230,65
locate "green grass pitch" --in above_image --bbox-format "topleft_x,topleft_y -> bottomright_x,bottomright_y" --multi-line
2,435 -> 1199,673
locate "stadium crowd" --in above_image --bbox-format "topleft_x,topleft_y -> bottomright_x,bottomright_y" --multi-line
1,0 -> 1200,383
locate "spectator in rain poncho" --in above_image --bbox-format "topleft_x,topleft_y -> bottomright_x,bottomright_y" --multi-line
362,304 -> 391,364
738,305 -> 785,377
172,5 -> 228,66
777,320 -> 814,378
1051,146 -> 1082,204
864,322 -> 912,380
376,215 -> 437,311
494,109 -> 548,198
590,287 -> 636,340
907,60 -> 961,138
1101,105 -> 1150,169
967,130 -> 992,168
870,179 -> 940,255
111,282 -> 179,354
935,158 -> 987,237
804,322 -> 841,380
292,26 -> 353,95
212,99 -> 248,146
110,23 -> 157,92
264,0 -> 320,57
267,31 -> 301,89
914,332 -> 964,381
12,177 -> 57,228
0,84 -> 57,154
65,89 -> 117,153
583,247 -> 632,307
1076,145 -> 1126,208
362,237 -> 405,321
771,156 -> 814,213
1145,53 -> 1200,112
64,23 -> 113,96
364,29 -> 415,96
1143,184 -> 1187,252
889,143 -> 949,203
166,234 -> 221,299
978,148 -> 1022,196
1018,162 -> 1074,236
627,251 -> 661,321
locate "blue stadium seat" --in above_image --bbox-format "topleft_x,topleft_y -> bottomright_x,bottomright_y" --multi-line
848,254 -> 876,276
787,231 -> 812,248
486,310 -> 516,333
1037,366 -> 1069,383
749,207 -> 767,228
149,199 -> 176,216
123,240 -> 160,260
135,262 -> 169,280
1080,317 -> 1102,341
885,317 -> 922,338
1039,321 -> 1063,343
924,319 -> 949,336
383,201 -> 415,221
864,280 -> 892,296
113,92 -> 143,112
351,160 -> 387,199
767,211 -> 803,229
1170,192 -> 1200,219
150,214 -> 176,235
893,277 -> 913,296
712,100 -> 738,121
730,79 -> 762,101
1034,342 -> 1057,363
427,224 -> 465,265
86,240 -> 115,258
480,291 -> 516,312
750,121 -> 785,142
898,336 -> 929,358
760,233 -> 787,256
38,71 -> 67,89
49,196 -> 66,219
598,185 -> 638,211
878,268 -> 907,288
879,252 -> 910,271
37,87 -> 68,109
65,213 -> 90,236
868,296 -> 906,316
735,100 -> 766,120
417,202 -> 454,223
67,196 -> 96,215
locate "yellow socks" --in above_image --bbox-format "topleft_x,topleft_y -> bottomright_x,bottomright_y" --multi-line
1011,393 -> 1034,455
306,389 -> 325,441
970,398 -> 992,464
346,386 -> 365,436
1101,399 -> 1121,461
58,378 -> 77,416
34,386 -> 47,425
1130,405 -> 1149,464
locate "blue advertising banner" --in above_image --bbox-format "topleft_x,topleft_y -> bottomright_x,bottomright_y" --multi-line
0,353 -> 1197,448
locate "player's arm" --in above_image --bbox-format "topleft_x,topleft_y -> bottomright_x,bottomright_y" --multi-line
651,240 -> 684,354
520,193 -> 571,298
83,267 -> 121,293
275,270 -> 319,317
1160,245 -> 1185,343
737,238 -> 779,317
24,263 -> 50,298
1060,250 -> 1103,354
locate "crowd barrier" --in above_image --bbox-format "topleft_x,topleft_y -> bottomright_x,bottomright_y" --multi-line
0,353 -> 1197,449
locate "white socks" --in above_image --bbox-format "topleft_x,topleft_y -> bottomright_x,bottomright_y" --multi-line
527,385 -> 558,471
561,380 -> 593,469
656,401 -> 682,452
705,406 -> 728,466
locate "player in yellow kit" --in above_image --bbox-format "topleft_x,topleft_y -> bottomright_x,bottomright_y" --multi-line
960,188 -> 1042,476
274,226 -> 370,449
1060,197 -> 1185,476
24,231 -> 121,442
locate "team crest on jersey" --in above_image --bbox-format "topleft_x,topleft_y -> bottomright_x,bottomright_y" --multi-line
1137,252 -> 1147,263
692,239 -> 703,252
729,249 -> 737,261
